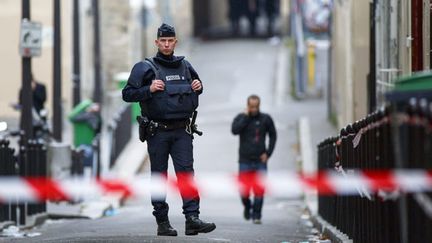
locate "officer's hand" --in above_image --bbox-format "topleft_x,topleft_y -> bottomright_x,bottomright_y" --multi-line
191,79 -> 202,92
150,80 -> 165,93
260,153 -> 268,163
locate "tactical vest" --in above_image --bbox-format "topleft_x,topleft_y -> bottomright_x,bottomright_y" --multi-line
141,58 -> 199,120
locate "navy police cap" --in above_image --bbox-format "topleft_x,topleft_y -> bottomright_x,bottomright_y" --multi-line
157,23 -> 176,38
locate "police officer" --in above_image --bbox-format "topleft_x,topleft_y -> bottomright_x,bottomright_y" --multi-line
264,0 -> 280,36
122,24 -> 216,237
247,0 -> 259,36
231,94 -> 277,224
228,0 -> 248,35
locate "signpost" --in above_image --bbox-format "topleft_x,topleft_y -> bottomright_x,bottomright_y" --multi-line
19,19 -> 42,58
20,0 -> 35,141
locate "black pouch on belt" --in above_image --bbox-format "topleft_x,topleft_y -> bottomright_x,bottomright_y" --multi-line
136,116 -> 149,142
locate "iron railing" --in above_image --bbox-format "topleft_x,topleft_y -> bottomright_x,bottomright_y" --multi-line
318,96 -> 432,242
0,138 -> 47,225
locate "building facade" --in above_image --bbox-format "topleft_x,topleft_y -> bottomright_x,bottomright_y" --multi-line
0,0 -> 194,126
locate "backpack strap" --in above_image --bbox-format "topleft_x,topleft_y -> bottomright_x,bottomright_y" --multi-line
182,60 -> 192,83
144,58 -> 162,80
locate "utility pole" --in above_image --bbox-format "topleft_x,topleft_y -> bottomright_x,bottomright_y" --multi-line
53,0 -> 62,141
368,0 -> 376,113
92,0 -> 102,104
20,0 -> 33,141
91,0 -> 102,178
72,0 -> 81,106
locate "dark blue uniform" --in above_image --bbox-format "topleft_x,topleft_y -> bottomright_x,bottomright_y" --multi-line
264,0 -> 280,36
228,0 -> 248,34
122,51 -> 202,223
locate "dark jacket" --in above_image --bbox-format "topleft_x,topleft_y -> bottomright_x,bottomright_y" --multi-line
20,82 -> 46,115
231,112 -> 277,162
122,52 -> 202,119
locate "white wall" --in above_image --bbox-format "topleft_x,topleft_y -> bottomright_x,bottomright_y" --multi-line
0,0 -> 72,121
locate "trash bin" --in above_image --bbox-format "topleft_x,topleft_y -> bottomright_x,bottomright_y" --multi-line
387,72 -> 432,103
68,99 -> 96,147
394,72 -> 432,91
386,71 -> 432,170
115,72 -> 140,123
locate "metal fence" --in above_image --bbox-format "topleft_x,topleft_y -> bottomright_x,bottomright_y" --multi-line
318,97 -> 432,242
0,139 -> 17,223
0,138 -> 48,225
25,140 -> 48,218
71,148 -> 84,176
93,133 -> 102,177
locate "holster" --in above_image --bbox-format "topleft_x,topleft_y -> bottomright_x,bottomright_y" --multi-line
137,116 -> 149,142
136,116 -> 158,142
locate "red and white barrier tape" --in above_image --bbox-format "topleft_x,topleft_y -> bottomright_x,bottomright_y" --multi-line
0,170 -> 432,202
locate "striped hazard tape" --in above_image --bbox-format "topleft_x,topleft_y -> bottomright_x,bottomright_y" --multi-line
0,170 -> 431,202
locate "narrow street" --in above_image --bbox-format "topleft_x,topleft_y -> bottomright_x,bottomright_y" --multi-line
3,39 -> 334,243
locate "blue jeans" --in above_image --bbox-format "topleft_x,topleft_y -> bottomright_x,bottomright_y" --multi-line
78,144 -> 93,167
239,161 -> 267,220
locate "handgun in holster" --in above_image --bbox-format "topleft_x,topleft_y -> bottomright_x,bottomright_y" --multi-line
136,116 -> 158,142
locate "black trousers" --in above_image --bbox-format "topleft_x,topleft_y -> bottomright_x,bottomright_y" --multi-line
147,128 -> 200,223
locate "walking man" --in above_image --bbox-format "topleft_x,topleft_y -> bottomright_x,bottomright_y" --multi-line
231,94 -> 277,224
122,23 -> 216,236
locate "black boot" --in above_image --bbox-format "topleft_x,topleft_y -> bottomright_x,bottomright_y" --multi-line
241,197 -> 251,220
243,206 -> 251,220
252,197 -> 264,224
157,221 -> 178,236
185,215 -> 216,235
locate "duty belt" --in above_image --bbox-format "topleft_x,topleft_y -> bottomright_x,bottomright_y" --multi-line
156,120 -> 189,131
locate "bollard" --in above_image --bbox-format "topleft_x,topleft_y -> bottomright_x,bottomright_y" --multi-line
71,148 -> 84,176
35,141 -> 47,214
28,140 -> 36,216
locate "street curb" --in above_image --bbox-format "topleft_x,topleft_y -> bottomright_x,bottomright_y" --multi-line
0,221 -> 15,231
275,42 -> 289,106
298,117 -> 317,214
47,213 -> 89,220
21,213 -> 49,230
298,117 -> 352,243
310,214 -> 353,243
1,207 -> 91,232
2,210 -> 101,232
